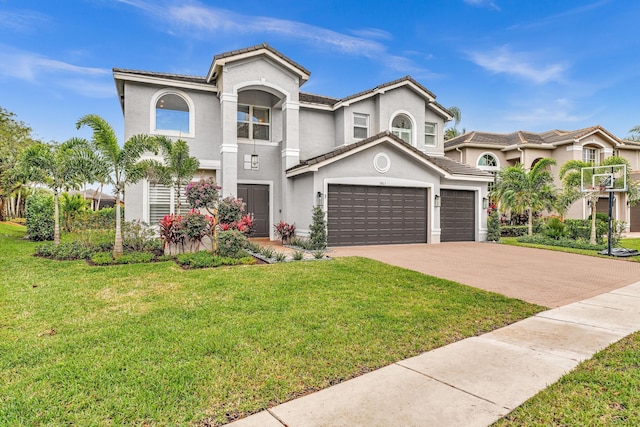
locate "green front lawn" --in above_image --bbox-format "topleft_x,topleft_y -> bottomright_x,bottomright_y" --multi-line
0,222 -> 542,426
494,331 -> 640,426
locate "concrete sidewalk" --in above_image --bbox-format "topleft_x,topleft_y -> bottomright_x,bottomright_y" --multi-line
225,281 -> 640,427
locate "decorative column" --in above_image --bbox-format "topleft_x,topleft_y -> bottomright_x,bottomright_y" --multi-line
281,99 -> 300,222
220,92 -> 238,197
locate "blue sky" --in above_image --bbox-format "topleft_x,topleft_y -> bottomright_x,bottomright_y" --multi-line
1,0 -> 640,143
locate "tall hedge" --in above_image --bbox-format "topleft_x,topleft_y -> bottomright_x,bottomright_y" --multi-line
25,192 -> 54,241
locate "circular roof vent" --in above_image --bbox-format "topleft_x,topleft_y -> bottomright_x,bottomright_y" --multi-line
374,152 -> 391,173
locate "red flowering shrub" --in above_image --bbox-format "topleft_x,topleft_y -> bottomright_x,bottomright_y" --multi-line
274,221 -> 295,243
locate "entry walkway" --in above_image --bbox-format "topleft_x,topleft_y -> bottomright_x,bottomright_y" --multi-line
226,281 -> 640,426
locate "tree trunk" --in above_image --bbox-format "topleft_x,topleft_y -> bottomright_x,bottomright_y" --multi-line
113,190 -> 123,258
590,198 -> 597,245
96,183 -> 103,211
0,197 -> 5,222
54,190 -> 61,246
16,192 -> 22,219
527,207 -> 533,236
175,184 -> 181,215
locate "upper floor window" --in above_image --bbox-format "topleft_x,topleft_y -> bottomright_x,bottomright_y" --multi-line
353,113 -> 369,139
155,93 -> 190,134
478,153 -> 498,168
392,114 -> 412,145
425,122 -> 437,146
237,104 -> 270,141
583,147 -> 599,165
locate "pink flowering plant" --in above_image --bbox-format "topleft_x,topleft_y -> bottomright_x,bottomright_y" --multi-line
274,221 -> 296,244
185,178 -> 220,215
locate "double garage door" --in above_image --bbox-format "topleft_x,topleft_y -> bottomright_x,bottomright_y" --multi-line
327,185 -> 475,246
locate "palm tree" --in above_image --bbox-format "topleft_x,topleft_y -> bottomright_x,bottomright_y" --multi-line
444,106 -> 466,140
150,137 -> 199,215
492,158 -> 558,236
627,125 -> 640,142
76,114 -> 159,258
18,139 -> 89,245
560,156 -> 638,245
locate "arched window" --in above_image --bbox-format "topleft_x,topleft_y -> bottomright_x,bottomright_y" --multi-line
150,89 -> 194,137
156,93 -> 189,133
478,153 -> 498,168
391,114 -> 413,145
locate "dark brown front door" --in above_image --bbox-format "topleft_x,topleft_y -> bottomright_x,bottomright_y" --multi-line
440,189 -> 475,242
237,184 -> 269,237
327,184 -> 427,247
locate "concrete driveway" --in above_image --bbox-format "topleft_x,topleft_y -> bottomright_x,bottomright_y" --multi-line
331,242 -> 640,307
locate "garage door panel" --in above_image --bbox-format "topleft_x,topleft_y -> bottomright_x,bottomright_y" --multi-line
440,189 -> 475,242
328,184 -> 427,246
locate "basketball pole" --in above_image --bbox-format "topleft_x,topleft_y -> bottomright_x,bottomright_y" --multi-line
607,186 -> 613,256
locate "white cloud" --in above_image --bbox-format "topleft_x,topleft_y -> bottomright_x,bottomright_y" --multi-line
0,45 -> 110,97
463,0 -> 500,11
0,10 -> 50,32
467,45 -> 568,84
118,0 -> 435,77
505,98 -> 588,127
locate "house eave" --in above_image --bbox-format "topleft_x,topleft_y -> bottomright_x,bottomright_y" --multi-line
113,71 -> 218,93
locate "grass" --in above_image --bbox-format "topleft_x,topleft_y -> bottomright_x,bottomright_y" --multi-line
0,222 -> 542,426
501,236 -> 640,261
494,331 -> 640,426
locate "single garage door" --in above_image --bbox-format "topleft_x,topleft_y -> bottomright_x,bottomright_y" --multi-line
327,184 -> 427,246
440,189 -> 475,242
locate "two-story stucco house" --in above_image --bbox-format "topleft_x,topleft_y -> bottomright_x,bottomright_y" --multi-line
114,43 -> 492,246
444,126 -> 640,231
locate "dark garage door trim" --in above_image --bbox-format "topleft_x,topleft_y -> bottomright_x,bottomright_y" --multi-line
327,184 -> 427,247
440,189 -> 475,242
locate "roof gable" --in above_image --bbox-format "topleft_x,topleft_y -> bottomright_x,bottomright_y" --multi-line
206,43 -> 311,85
287,131 -> 491,180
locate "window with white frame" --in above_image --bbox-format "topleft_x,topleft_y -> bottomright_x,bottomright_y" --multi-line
391,114 -> 412,145
582,147 -> 599,164
148,183 -> 189,224
353,113 -> 369,139
237,104 -> 270,141
155,93 -> 190,134
478,153 -> 498,168
424,122 -> 437,146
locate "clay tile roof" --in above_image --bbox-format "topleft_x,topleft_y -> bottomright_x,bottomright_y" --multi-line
288,131 -> 491,177
299,92 -> 339,106
112,68 -> 208,84
213,42 -> 311,76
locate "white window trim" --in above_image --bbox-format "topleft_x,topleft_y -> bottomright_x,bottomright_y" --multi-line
582,146 -> 600,165
389,110 -> 417,147
238,104 -> 271,142
476,152 -> 500,171
353,113 -> 369,140
149,88 -> 195,138
424,121 -> 437,146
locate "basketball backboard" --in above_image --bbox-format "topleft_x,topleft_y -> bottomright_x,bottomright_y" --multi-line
581,164 -> 627,193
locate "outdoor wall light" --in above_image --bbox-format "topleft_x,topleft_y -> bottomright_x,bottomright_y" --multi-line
434,194 -> 441,207
482,197 -> 489,209
250,154 -> 259,169
316,191 -> 324,205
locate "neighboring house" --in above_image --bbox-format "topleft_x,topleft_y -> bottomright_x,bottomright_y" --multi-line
114,43 -> 492,246
70,189 -> 118,210
444,126 -> 640,231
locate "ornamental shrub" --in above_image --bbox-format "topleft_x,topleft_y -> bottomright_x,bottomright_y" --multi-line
218,197 -> 245,224
182,210 -> 210,250
185,178 -> 220,214
486,210 -> 500,242
543,217 -> 567,240
25,192 -> 54,241
216,229 -> 248,258
274,221 -> 296,244
309,206 -> 327,249
91,251 -> 113,266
